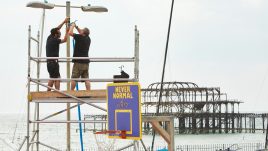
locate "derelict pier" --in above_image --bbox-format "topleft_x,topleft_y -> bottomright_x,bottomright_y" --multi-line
84,82 -> 268,134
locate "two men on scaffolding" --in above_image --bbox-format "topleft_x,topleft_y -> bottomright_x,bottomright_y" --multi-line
46,18 -> 91,91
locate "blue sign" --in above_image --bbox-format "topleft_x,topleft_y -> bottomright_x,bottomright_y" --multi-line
107,82 -> 142,140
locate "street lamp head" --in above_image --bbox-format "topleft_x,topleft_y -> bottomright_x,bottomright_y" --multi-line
81,6 -> 108,13
26,1 -> 55,9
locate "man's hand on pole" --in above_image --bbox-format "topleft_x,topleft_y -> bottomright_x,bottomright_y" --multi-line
65,17 -> 70,24
57,17 -> 69,30
68,23 -> 76,37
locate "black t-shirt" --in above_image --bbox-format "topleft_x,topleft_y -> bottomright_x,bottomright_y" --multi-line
46,35 -> 61,57
73,34 -> 91,63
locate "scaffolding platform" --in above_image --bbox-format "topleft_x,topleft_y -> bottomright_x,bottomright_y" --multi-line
29,90 -> 106,103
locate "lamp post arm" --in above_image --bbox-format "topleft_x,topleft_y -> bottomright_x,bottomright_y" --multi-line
54,4 -> 81,8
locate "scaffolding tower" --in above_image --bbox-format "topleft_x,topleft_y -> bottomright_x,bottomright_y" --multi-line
20,25 -> 140,151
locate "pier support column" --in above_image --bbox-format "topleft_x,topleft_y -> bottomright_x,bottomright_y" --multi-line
245,116 -> 247,133
192,117 -> 197,134
239,116 -> 242,133
262,115 -> 265,133
249,117 -> 252,133
225,103 -> 228,133
212,104 -> 216,134
219,104 -> 222,133
253,116 -> 256,133
200,115 -> 204,134
205,91 -> 210,133
179,117 -> 185,134
231,103 -> 235,133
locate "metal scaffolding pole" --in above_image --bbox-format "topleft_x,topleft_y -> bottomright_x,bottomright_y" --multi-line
27,25 -> 31,151
17,136 -> 27,151
36,102 -> 40,151
38,142 -> 61,151
31,30 -> 40,151
36,31 -> 40,151
40,104 -> 83,121
31,120 -> 107,123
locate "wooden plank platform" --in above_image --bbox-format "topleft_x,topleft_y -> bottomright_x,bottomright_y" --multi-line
30,98 -> 107,103
29,90 -> 106,100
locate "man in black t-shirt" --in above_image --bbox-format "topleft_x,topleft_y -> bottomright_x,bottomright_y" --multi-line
68,23 -> 91,90
46,18 -> 69,91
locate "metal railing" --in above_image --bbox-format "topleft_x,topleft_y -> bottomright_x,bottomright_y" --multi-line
15,142 -> 267,151
176,142 -> 265,151
30,57 -> 135,62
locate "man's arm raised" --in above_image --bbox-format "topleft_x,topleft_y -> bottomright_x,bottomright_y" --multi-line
60,27 -> 69,43
68,23 -> 76,37
57,17 -> 69,30
75,25 -> 83,34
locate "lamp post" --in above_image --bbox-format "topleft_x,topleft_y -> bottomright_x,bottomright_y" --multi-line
26,1 -> 108,150
65,2 -> 71,150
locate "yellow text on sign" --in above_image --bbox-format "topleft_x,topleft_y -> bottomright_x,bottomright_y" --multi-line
113,86 -> 133,99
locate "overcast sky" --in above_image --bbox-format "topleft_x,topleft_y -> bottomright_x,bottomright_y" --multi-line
0,0 -> 268,114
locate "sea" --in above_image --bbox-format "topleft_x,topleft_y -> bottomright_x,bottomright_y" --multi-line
0,114 -> 266,151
